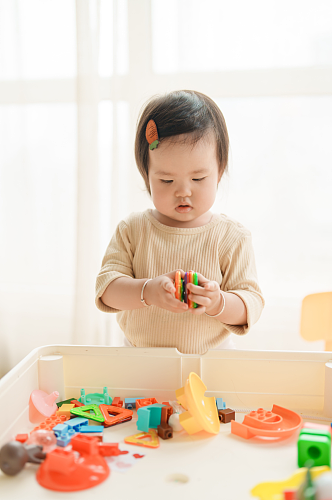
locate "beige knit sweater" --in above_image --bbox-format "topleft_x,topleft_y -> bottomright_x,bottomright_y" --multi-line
95,209 -> 264,354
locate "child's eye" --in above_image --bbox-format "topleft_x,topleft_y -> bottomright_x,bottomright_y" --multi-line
161,177 -> 206,184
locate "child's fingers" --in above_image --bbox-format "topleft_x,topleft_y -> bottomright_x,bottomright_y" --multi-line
187,281 -> 219,295
164,281 -> 175,293
168,295 -> 188,311
203,281 -> 220,291
193,271 -> 209,286
188,294 -> 210,308
189,304 -> 206,315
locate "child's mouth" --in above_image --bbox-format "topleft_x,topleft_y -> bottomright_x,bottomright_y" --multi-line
176,205 -> 192,213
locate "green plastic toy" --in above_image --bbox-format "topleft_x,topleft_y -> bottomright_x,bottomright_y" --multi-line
298,428 -> 331,468
296,462 -> 317,500
70,404 -> 105,423
78,387 -> 112,405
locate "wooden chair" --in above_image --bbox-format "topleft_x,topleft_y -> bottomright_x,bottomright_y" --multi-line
300,292 -> 332,351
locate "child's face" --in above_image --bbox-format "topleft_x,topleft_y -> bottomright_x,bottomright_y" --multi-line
148,133 -> 221,227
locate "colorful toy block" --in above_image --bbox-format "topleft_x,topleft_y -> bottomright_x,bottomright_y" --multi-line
298,428 -> 331,468
56,428 -> 77,447
219,408 -> 235,423
137,404 -> 165,432
161,405 -> 173,424
71,399 -> 84,407
65,417 -> 89,432
78,387 -> 112,405
70,404 -> 105,423
136,398 -> 158,410
216,398 -> 226,410
52,423 -> 69,436
31,413 -> 70,433
124,398 -> 138,409
15,434 -> 29,443
56,404 -> 75,418
157,423 -> 173,439
111,397 -> 123,408
79,426 -> 103,433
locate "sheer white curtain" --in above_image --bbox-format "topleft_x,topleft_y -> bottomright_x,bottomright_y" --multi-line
1,0 -> 332,377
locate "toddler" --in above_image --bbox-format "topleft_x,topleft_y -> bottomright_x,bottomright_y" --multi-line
95,90 -> 265,354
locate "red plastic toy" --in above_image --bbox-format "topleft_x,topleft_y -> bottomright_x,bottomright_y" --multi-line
231,405 -> 302,440
111,397 -> 124,408
36,435 -> 109,491
136,398 -> 158,410
99,404 -> 133,427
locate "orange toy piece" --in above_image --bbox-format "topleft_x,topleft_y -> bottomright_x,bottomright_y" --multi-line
136,398 -> 158,410
99,404 -> 133,427
111,397 -> 123,408
98,443 -> 128,457
71,399 -> 84,407
175,372 -> 219,435
231,405 -> 302,440
145,120 -> 159,150
31,413 -> 70,433
36,435 -> 109,491
124,429 -> 160,449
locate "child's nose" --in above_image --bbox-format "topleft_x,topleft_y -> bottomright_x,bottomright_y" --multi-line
175,183 -> 192,197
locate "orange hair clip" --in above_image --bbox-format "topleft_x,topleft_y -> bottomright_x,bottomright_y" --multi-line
146,120 -> 159,150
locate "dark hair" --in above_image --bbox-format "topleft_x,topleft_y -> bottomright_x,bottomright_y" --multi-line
135,90 -> 229,195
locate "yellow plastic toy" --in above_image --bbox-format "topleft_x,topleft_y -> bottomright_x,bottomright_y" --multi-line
124,429 -> 160,449
251,466 -> 330,500
175,372 -> 219,435
300,292 -> 332,351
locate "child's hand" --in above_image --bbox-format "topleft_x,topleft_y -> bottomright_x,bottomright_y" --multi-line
144,269 -> 189,314
186,272 -> 223,316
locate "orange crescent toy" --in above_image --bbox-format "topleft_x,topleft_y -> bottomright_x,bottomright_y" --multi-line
146,120 -> 159,150
231,405 -> 302,440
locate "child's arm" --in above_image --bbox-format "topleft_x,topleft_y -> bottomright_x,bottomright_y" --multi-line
101,277 -> 149,310
101,271 -> 189,313
187,235 -> 264,330
205,291 -> 247,325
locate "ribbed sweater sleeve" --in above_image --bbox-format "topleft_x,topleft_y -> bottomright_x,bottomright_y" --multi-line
95,209 -> 265,354
220,235 -> 265,336
95,221 -> 135,313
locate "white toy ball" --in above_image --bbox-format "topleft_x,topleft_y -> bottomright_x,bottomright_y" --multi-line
168,413 -> 183,432
315,471 -> 332,500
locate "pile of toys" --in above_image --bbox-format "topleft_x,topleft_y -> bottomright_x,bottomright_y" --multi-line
1,371 -> 332,498
0,372 -> 231,491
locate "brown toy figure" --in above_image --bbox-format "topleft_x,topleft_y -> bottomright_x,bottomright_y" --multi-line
0,441 -> 46,476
